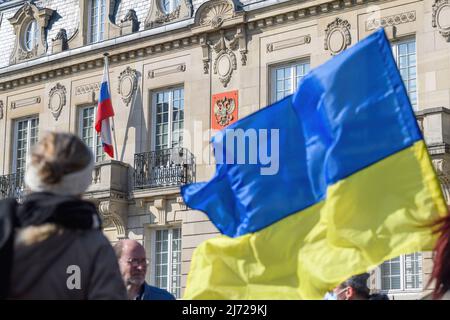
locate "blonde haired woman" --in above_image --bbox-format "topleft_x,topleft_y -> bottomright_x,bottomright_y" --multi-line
0,132 -> 126,299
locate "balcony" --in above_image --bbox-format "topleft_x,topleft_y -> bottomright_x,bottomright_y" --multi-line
0,172 -> 25,200
133,147 -> 195,190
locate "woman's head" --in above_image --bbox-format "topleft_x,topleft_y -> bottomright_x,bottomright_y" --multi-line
24,132 -> 94,196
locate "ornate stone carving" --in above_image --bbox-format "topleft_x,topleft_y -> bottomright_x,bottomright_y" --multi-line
209,29 -> 247,87
75,82 -> 100,95
98,200 -> 127,239
145,0 -> 193,29
432,0 -> 450,42
52,29 -> 68,53
8,2 -> 54,64
200,35 -> 210,74
120,9 -> 140,34
48,83 -> 66,121
0,100 -> 3,120
118,67 -> 138,106
366,11 -> 416,31
198,0 -> 234,29
324,18 -> 351,55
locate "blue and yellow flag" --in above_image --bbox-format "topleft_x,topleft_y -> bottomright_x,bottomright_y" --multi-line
181,29 -> 448,299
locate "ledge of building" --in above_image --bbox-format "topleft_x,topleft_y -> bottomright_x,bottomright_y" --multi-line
415,107 -> 450,118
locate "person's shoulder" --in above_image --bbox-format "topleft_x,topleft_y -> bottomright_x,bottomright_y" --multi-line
144,283 -> 176,300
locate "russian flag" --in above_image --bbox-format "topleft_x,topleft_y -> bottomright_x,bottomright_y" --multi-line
95,57 -> 115,158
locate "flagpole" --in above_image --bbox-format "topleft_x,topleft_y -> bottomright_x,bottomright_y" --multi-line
103,53 -> 119,161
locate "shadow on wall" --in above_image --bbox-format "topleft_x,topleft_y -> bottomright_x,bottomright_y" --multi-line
119,79 -> 147,189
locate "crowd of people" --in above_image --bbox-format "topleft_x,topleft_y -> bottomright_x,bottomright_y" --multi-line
0,132 -> 449,299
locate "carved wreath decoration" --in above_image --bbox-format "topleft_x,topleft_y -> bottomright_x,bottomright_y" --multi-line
214,96 -> 236,127
48,83 -> 66,121
118,67 -> 138,106
432,0 -> 450,42
324,18 -> 351,55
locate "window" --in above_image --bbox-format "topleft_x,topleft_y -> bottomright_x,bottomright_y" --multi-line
24,19 -> 38,51
270,60 -> 310,103
153,87 -> 184,151
392,39 -> 417,110
154,228 -> 182,299
79,106 -> 104,162
162,0 -> 181,14
13,116 -> 39,174
88,0 -> 106,44
380,253 -> 423,291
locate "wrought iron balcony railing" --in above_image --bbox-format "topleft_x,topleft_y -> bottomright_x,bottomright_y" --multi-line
0,172 -> 25,200
133,147 -> 195,190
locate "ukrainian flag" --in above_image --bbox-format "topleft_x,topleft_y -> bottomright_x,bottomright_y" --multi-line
181,29 -> 448,299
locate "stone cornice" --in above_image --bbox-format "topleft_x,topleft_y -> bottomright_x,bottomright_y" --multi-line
0,0 -> 384,92
415,106 -> 450,118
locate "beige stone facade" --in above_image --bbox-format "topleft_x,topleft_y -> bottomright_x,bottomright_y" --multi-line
0,0 -> 449,299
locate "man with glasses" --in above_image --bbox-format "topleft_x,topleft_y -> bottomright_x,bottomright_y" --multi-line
114,239 -> 175,300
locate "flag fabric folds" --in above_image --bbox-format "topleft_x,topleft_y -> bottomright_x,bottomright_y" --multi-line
181,29 -> 448,300
95,57 -> 115,158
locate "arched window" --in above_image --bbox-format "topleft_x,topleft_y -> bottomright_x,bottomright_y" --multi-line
162,0 -> 181,14
24,19 -> 38,51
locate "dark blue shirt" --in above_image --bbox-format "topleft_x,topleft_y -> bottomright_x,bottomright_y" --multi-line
136,282 -> 176,300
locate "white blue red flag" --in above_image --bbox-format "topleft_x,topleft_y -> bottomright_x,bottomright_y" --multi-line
95,56 -> 115,158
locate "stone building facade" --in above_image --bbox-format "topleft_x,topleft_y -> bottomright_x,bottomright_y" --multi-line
0,0 -> 449,299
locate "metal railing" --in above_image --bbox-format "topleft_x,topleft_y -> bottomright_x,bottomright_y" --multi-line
0,172 -> 25,200
133,147 -> 195,190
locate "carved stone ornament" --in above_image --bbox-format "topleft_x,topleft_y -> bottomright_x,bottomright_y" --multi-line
51,28 -> 68,53
120,9 -> 139,34
432,0 -> 450,42
145,0 -> 193,29
209,29 -> 246,87
324,18 -> 351,55
8,2 -> 54,64
98,200 -> 127,239
366,11 -> 416,31
198,0 -> 235,29
48,83 -> 66,121
118,67 -> 138,106
0,100 -> 4,120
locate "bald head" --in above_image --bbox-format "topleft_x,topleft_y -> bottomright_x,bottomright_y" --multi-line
114,239 -> 147,288
114,239 -> 145,260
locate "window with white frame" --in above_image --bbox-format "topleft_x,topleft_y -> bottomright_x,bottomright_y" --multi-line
152,87 -> 184,151
88,0 -> 106,44
380,252 -> 423,291
13,116 -> 39,175
270,60 -> 310,103
161,0 -> 181,14
392,38 -> 417,110
79,106 -> 105,162
24,19 -> 39,52
153,228 -> 182,299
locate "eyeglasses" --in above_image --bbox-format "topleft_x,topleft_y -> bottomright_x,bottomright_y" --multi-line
123,258 -> 149,267
334,287 -> 349,300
